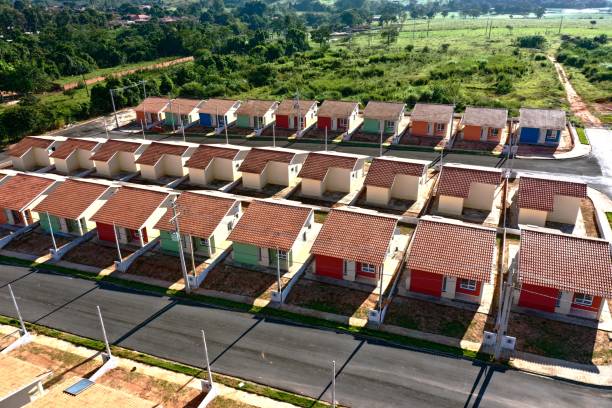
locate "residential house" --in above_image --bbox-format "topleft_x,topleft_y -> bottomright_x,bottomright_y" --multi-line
316,100 -> 360,132
518,108 -> 566,145
134,97 -> 170,126
364,157 -> 429,206
517,176 -> 587,227
134,141 -> 197,181
235,100 -> 278,130
7,136 -> 59,171
49,138 -> 101,174
436,164 -> 502,216
310,208 -> 404,285
33,179 -> 115,236
198,98 -> 241,128
185,144 -> 250,186
0,173 -> 59,226
228,199 -> 315,271
90,139 -> 148,178
410,103 -> 454,138
90,185 -> 173,247
275,99 -> 318,131
406,216 -> 496,303
238,147 -> 308,190
298,151 -> 367,198
515,227 -> 612,320
164,98 -> 203,128
459,107 -> 508,142
155,191 -> 241,258
362,101 -> 406,136
0,355 -> 49,408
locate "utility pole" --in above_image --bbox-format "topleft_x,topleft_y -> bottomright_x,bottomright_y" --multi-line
109,89 -> 119,129
272,123 -> 276,148
379,127 -> 384,157
201,330 -> 214,388
331,360 -> 336,408
225,122 -> 229,144
276,247 -> 282,295
168,97 -> 176,132
141,120 -> 146,139
46,212 -> 58,252
96,305 -> 112,359
324,127 -> 328,151
103,117 -> 110,139
295,90 -> 302,135
112,222 -> 123,262
8,285 -> 27,337
378,265 -> 384,316
170,199 -> 191,293
559,16 -> 564,34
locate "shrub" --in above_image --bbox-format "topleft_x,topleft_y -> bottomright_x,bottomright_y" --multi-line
516,35 -> 546,49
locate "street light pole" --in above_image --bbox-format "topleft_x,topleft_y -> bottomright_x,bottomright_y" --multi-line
109,89 -> 119,129
170,199 -> 191,293
112,222 -> 123,262
201,330 -> 214,388
46,212 -> 58,252
331,360 -> 336,408
276,247 -> 282,294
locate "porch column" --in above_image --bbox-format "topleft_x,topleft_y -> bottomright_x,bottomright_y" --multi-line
77,218 -> 84,236
555,291 -> 573,315
441,276 -> 456,300
20,211 -> 28,226
138,228 -> 145,247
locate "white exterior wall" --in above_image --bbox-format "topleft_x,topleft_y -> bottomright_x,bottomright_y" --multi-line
118,152 -> 138,173
140,163 -> 160,180
290,211 -> 314,264
267,161 -> 290,186
464,183 -> 497,211
163,155 -> 187,177
366,185 -> 391,206
77,149 -> 95,169
548,196 -> 581,225
53,156 -> 75,174
518,208 -> 547,227
438,195 -> 464,216
301,178 -> 324,197
242,172 -> 264,190
208,201 -> 242,255
390,174 -> 420,201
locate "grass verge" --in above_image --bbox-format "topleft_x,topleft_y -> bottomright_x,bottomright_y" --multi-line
576,127 -> 590,145
0,255 -> 490,361
606,212 -> 612,231
0,315 -> 329,408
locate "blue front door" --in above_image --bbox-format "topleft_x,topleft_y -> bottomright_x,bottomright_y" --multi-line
200,113 -> 212,127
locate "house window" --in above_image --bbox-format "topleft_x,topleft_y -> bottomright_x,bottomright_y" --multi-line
556,292 -> 562,308
490,128 -> 499,136
303,231 -> 307,241
255,116 -> 264,129
278,250 -> 288,260
235,162 -> 240,169
442,276 -> 447,292
361,263 -> 376,274
199,238 -> 209,247
574,293 -> 593,307
459,279 -> 477,291
338,118 -> 348,129
227,220 -> 234,231
384,120 -> 395,129
545,129 -> 556,141
435,123 -> 445,132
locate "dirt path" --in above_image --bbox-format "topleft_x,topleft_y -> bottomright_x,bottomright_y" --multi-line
61,56 -> 194,91
548,56 -> 602,127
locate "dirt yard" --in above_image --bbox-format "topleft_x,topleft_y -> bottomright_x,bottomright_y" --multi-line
201,262 -> 289,300
300,127 -> 344,141
285,278 -> 378,319
398,133 -> 449,149
63,241 -> 133,269
507,312 -> 612,365
580,198 -> 601,238
5,230 -> 71,257
260,127 -> 297,138
349,129 -> 395,144
385,295 -> 492,343
451,139 -> 505,155
226,127 -> 256,136
8,342 -> 252,408
126,250 -> 207,284
230,182 -> 288,199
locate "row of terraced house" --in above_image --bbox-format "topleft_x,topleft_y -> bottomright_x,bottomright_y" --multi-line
132,97 -> 567,147
2,135 -> 610,324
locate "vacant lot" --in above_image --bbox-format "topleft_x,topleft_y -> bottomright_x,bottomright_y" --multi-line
5,230 -> 70,257
201,262 -> 289,300
63,241 -> 133,269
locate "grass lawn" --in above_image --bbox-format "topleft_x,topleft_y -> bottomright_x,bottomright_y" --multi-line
576,127 -> 590,144
607,212 -> 612,231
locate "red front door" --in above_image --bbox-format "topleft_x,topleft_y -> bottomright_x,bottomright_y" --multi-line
410,269 -> 443,297
318,116 -> 332,130
518,284 -> 558,313
276,115 -> 289,128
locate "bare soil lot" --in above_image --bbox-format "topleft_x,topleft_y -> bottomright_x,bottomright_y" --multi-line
349,129 -> 395,144
229,182 -> 289,199
63,241 -> 133,269
5,229 -> 71,257
398,133 -> 449,149
385,295 -> 490,343
201,262 -> 289,300
300,127 -> 344,141
126,250 -> 207,285
260,126 -> 297,138
285,278 -> 378,320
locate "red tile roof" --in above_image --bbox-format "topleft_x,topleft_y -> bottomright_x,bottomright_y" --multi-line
7,137 -> 54,158
199,99 -> 240,115
276,99 -> 317,116
0,174 -> 56,211
135,142 -> 189,166
364,157 -> 427,188
517,177 -> 587,212
317,100 -> 358,118
437,165 -> 501,198
462,107 -> 508,129
34,179 -> 110,220
236,100 -> 277,116
166,98 -> 202,114
90,140 -> 143,162
155,192 -> 237,238
134,97 -> 171,113
518,228 -> 612,298
228,200 -> 311,251
90,186 -> 170,230
407,218 -> 496,282
49,138 -> 98,159
238,148 -> 296,174
363,101 -> 405,121
298,152 -> 358,181
185,145 -> 243,170
519,108 -> 566,130
411,103 -> 454,123
311,209 -> 398,266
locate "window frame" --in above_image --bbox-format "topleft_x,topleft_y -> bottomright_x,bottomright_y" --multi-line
459,279 -> 477,292
574,293 -> 593,307
435,122 -> 445,132
361,263 -> 376,274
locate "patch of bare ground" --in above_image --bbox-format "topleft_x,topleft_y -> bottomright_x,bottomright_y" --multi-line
300,127 -> 343,140
398,133 -> 448,148
227,127 -> 255,136
507,312 -> 612,365
385,296 -> 492,343
580,198 -> 601,238
126,251 -> 207,284
201,263 -> 289,300
260,127 -> 297,138
5,230 -> 70,256
229,183 -> 287,199
285,278 -> 377,319
63,241 -> 133,268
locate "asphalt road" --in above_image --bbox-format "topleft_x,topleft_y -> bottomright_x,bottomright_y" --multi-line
52,115 -> 611,197
1,265 -> 610,407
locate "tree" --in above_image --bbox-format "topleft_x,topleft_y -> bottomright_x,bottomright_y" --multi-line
179,81 -> 206,99
159,74 -> 175,95
381,26 -> 399,46
311,25 -> 332,48
285,27 -> 310,55
535,7 -> 545,19
590,20 -> 597,29
247,64 -> 276,87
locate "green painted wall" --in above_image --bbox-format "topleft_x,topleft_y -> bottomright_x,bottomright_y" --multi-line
268,248 -> 293,270
233,242 -> 259,265
160,230 -> 180,253
40,213 -> 61,233
164,113 -> 178,126
236,115 -> 250,128
362,118 -> 380,134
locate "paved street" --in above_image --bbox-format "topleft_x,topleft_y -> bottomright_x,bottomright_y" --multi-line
0,265 -> 610,407
51,115 -> 612,197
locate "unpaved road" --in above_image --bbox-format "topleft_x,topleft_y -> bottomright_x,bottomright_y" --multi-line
548,56 -> 602,127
